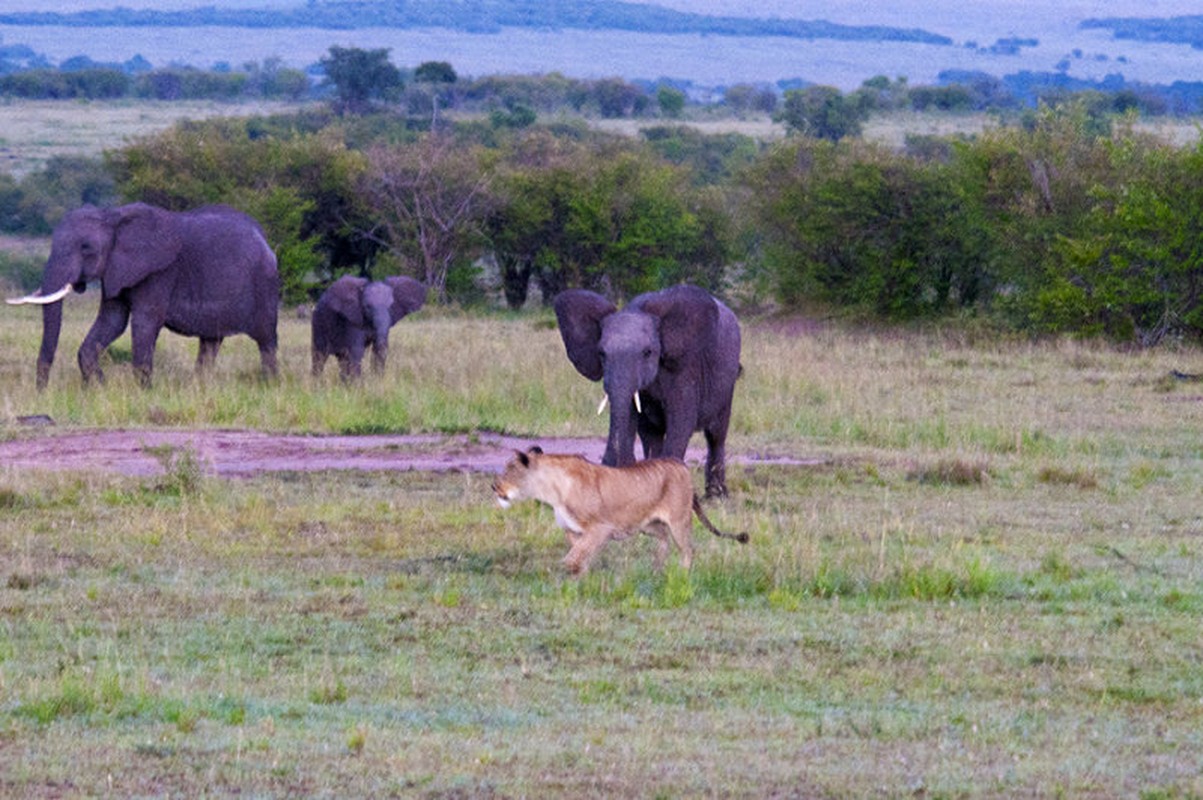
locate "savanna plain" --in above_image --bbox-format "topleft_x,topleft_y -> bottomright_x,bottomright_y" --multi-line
1,298 -> 1201,798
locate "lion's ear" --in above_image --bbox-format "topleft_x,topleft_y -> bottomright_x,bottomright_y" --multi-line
515,450 -> 531,467
527,446 -> 544,456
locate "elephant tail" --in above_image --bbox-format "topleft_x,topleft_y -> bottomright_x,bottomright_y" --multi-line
692,495 -> 749,543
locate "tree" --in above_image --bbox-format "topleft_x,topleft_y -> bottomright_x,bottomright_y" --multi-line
414,61 -> 457,84
359,135 -> 494,302
743,138 -> 994,317
778,86 -> 870,140
320,46 -> 402,114
657,85 -> 686,118
1043,139 -> 1203,344
724,83 -> 777,116
411,60 -> 459,126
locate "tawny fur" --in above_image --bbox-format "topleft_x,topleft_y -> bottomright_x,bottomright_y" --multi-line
493,447 -> 747,575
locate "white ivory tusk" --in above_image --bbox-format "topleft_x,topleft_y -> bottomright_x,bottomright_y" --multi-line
6,282 -> 72,306
596,394 -> 609,415
634,391 -> 642,414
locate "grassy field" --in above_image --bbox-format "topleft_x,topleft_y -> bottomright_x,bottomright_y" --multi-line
4,98 -> 1198,186
0,98 -> 317,178
1,303 -> 1201,796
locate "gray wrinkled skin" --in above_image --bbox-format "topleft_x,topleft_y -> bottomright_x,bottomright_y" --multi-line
554,284 -> 742,498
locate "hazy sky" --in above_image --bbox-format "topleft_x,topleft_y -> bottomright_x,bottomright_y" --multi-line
5,1 -> 1194,17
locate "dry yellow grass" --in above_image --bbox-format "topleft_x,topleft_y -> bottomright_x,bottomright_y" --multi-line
0,98 -> 317,177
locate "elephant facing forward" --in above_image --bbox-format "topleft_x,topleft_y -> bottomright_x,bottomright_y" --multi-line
554,284 -> 742,498
6,203 -> 280,389
311,275 -> 427,380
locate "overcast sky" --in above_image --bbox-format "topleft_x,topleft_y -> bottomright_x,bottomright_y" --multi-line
4,1 -> 1193,18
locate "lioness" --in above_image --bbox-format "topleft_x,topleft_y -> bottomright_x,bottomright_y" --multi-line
493,446 -> 748,575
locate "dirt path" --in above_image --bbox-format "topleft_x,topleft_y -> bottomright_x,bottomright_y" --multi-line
0,428 -> 823,478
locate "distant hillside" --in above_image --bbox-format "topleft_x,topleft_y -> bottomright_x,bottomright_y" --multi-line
1081,15 -> 1203,49
0,0 -> 953,44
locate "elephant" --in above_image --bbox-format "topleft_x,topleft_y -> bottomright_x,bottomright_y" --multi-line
311,275 -> 427,380
554,284 -> 742,498
6,203 -> 279,390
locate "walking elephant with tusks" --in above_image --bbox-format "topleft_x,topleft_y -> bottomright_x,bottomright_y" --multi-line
6,203 -> 280,390
553,284 -> 742,498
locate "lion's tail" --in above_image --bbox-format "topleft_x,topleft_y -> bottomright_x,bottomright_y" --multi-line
692,495 -> 749,544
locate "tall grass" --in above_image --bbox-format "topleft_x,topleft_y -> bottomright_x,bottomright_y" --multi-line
4,302 -> 1199,461
1,304 -> 1202,795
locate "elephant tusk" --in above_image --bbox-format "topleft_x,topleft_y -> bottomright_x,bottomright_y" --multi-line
6,283 -> 72,306
596,394 -> 609,415
634,391 -> 642,415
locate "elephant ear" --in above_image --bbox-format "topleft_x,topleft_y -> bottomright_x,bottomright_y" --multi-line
326,276 -> 369,326
104,204 -> 184,299
633,285 -> 719,371
385,276 -> 427,324
554,289 -> 616,382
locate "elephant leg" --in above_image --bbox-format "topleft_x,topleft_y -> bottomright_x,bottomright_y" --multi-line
370,344 -> 387,375
129,313 -> 164,388
196,338 -> 222,373
257,339 -> 278,381
312,350 -> 327,378
254,305 -> 279,380
703,425 -> 730,499
636,414 -> 665,460
340,337 -> 366,382
338,356 -> 362,383
661,402 -> 699,463
77,299 -> 130,385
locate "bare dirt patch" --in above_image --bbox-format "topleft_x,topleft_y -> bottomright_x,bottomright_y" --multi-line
0,428 -> 823,478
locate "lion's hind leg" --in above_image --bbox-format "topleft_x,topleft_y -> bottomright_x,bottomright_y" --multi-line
669,520 -> 693,571
645,522 -> 674,571
647,516 -> 692,572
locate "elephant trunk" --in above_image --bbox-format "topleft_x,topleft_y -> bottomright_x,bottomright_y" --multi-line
370,307 -> 391,374
601,373 -> 641,467
12,262 -> 79,391
36,300 -> 63,391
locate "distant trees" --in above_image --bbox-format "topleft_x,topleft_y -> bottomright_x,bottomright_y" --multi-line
742,101 -> 1203,341
0,68 -> 129,99
656,85 -> 686,118
778,85 -> 871,140
0,156 -> 115,235
723,83 -> 777,116
320,46 -> 403,114
0,60 -> 309,101
6,63 -> 1203,343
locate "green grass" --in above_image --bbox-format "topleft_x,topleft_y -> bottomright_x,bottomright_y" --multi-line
1,306 -> 1202,795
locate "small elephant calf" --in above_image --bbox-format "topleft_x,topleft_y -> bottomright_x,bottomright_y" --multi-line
311,275 -> 426,380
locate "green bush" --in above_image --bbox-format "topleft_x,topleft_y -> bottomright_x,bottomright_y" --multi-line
0,251 -> 44,293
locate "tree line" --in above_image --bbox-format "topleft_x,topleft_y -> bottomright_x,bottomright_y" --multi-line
0,0 -> 951,44
5,41 -> 1203,118
2,53 -> 1202,345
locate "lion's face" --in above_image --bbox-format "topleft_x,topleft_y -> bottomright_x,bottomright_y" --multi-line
492,447 -> 541,508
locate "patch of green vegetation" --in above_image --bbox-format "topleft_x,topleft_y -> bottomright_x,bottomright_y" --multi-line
1,319 -> 1202,796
